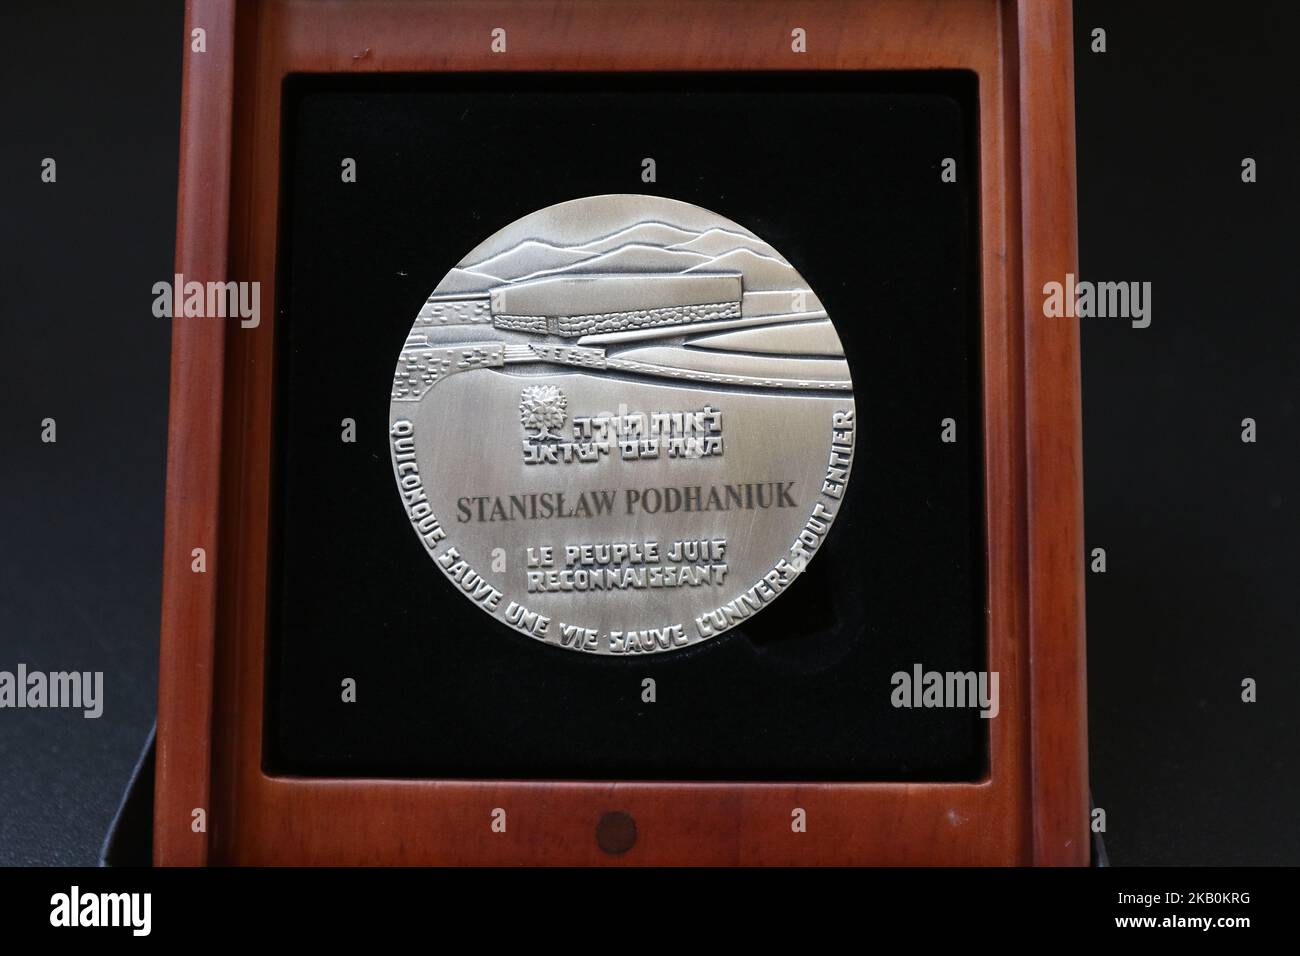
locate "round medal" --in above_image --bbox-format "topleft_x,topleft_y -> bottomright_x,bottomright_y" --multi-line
389,195 -> 855,655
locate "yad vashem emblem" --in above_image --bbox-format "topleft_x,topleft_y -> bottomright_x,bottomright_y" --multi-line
389,195 -> 855,655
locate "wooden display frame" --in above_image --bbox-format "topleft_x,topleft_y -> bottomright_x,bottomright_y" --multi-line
156,0 -> 1086,866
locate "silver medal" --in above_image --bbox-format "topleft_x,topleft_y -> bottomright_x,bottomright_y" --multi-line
389,195 -> 855,655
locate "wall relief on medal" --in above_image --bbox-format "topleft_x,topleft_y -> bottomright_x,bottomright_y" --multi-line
389,195 -> 855,655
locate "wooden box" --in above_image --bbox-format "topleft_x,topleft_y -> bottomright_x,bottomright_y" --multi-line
157,0 -> 1086,865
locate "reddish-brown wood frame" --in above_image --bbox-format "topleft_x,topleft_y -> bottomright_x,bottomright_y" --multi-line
156,0 -> 1085,866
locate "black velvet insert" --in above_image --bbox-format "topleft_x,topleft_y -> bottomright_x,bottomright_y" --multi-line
267,72 -> 985,780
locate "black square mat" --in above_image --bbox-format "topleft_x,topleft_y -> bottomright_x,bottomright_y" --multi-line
268,72 -> 986,779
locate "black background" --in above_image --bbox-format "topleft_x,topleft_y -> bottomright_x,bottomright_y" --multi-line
270,73 -> 985,779
1,0 -> 1297,864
